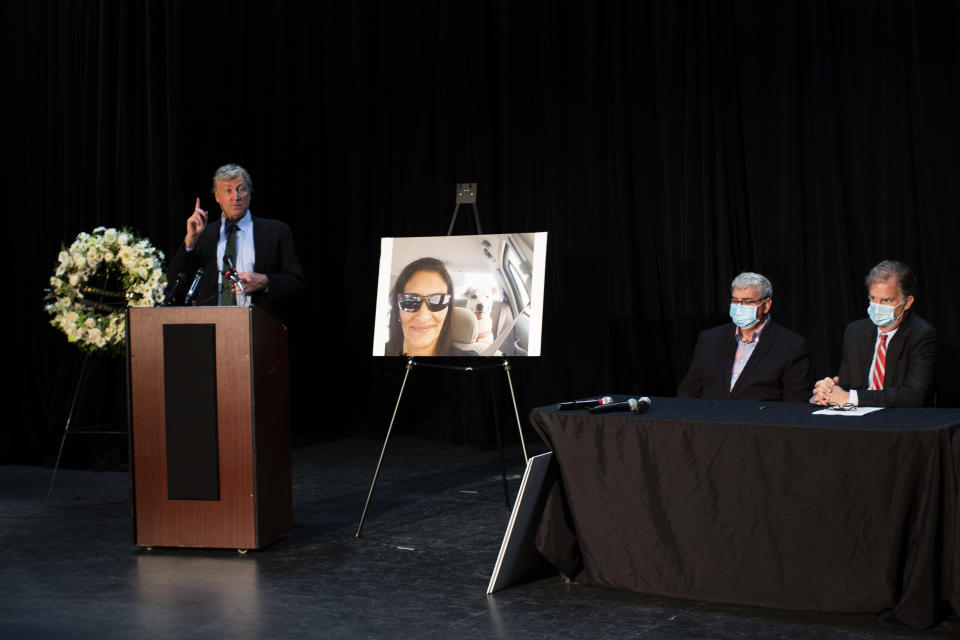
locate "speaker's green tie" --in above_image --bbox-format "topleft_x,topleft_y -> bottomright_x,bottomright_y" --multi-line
219,223 -> 239,306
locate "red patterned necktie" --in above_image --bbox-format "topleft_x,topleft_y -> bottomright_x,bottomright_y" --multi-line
870,334 -> 888,390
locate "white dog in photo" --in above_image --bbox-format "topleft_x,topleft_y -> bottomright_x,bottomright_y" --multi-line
463,286 -> 497,351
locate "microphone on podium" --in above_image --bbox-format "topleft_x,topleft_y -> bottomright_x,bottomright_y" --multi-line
184,267 -> 205,304
160,272 -> 185,306
223,256 -> 245,296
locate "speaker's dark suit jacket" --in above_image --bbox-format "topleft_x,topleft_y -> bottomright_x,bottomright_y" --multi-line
167,215 -> 304,322
677,319 -> 811,402
837,314 -> 937,408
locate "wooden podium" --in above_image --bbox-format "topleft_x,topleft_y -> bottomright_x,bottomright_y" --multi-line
127,305 -> 292,550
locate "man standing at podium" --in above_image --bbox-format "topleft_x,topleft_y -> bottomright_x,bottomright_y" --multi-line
677,272 -> 811,402
168,164 -> 304,321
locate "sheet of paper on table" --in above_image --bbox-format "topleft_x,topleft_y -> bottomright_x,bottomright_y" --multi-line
812,407 -> 885,416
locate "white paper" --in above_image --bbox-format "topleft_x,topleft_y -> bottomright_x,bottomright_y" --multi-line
812,407 -> 884,416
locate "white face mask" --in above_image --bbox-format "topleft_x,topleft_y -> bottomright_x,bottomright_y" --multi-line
729,303 -> 760,329
867,300 -> 905,327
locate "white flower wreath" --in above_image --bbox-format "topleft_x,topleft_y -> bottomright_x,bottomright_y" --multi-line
45,227 -> 167,355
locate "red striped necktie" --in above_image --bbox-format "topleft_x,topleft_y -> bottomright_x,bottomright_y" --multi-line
870,334 -> 888,390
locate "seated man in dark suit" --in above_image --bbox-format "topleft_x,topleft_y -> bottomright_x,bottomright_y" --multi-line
812,260 -> 936,408
677,272 -> 811,402
167,164 -> 304,322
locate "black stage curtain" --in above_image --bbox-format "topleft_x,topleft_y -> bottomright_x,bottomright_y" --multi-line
3,1 -> 959,463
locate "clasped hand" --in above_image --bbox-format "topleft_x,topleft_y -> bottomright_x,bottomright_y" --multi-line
812,376 -> 850,406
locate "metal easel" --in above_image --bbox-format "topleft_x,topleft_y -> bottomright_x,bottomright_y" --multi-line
355,183 -> 530,537
46,284 -> 128,500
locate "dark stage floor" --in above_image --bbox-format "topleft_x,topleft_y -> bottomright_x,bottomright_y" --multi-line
1,437 -> 957,639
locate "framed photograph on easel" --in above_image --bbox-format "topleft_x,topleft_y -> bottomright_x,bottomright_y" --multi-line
372,233 -> 547,357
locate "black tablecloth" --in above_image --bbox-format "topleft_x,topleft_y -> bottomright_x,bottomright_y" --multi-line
530,397 -> 960,628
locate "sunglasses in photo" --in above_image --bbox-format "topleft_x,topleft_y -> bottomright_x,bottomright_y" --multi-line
397,293 -> 451,313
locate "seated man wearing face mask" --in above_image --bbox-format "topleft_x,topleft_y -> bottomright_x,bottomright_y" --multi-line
812,260 -> 936,408
677,272 -> 812,402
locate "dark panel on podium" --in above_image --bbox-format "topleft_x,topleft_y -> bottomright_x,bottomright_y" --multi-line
162,324 -> 219,501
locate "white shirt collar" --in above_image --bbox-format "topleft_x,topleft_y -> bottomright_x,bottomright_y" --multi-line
221,210 -> 252,234
877,325 -> 899,341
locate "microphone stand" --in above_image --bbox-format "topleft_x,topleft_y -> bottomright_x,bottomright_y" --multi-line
355,355 -> 529,538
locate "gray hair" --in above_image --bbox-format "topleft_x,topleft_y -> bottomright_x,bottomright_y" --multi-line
211,164 -> 253,194
865,260 -> 916,298
730,272 -> 772,299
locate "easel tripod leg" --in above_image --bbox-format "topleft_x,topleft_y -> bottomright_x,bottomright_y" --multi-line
503,360 -> 529,462
355,358 -> 415,538
486,369 -> 511,510
47,353 -> 90,501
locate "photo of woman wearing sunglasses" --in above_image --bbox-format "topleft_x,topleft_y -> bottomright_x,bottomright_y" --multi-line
373,233 -> 546,357
386,257 -> 469,357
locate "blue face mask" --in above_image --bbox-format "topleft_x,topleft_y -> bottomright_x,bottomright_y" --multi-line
729,303 -> 761,329
867,301 -> 904,327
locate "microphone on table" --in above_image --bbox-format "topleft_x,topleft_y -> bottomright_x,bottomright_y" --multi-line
589,397 -> 651,415
184,267 -> 205,304
558,396 -> 614,411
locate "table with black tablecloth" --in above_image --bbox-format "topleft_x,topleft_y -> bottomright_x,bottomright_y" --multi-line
530,397 -> 960,628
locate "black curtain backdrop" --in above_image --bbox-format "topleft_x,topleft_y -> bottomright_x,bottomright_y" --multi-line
3,0 -> 959,464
